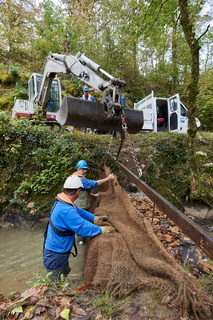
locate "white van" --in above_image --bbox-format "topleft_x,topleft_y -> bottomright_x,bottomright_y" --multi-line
134,91 -> 201,133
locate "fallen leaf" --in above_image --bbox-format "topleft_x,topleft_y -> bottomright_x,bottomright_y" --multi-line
72,307 -> 86,316
21,286 -> 48,298
60,308 -> 70,320
11,305 -> 23,315
199,261 -> 213,273
23,305 -> 35,319
27,202 -> 34,208
54,296 -> 72,307
70,285 -> 87,295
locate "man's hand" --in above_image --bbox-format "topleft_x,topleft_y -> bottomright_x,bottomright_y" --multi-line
90,192 -> 99,198
108,173 -> 114,181
100,226 -> 116,233
94,216 -> 109,224
97,173 -> 115,185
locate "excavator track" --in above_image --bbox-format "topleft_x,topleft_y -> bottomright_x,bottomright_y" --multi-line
108,153 -> 213,260
56,96 -> 144,133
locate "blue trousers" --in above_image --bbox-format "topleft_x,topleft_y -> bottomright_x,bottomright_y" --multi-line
43,248 -> 71,282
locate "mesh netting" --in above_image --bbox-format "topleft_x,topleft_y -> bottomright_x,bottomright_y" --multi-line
84,166 -> 213,319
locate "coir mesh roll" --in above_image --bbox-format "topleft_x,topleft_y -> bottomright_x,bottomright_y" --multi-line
84,166 -> 213,319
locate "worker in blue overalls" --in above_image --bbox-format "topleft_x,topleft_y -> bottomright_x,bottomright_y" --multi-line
72,160 -> 114,211
43,175 -> 115,282
81,86 -> 96,134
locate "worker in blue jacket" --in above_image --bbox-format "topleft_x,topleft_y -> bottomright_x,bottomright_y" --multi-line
81,86 -> 96,134
81,86 -> 96,101
43,175 -> 115,282
72,160 -> 114,211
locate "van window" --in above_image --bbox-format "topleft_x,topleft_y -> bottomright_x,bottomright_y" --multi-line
180,103 -> 188,117
170,97 -> 178,112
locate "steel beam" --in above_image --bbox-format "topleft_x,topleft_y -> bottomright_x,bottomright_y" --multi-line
108,154 -> 213,260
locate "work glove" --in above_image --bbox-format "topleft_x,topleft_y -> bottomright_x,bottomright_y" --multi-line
94,216 -> 109,224
100,226 -> 116,233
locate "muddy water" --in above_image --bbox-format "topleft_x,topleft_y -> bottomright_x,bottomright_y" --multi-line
0,229 -> 85,295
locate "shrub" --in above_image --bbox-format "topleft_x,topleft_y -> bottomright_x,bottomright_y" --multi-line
9,66 -> 19,78
0,94 -> 14,110
0,73 -> 13,85
13,82 -> 28,100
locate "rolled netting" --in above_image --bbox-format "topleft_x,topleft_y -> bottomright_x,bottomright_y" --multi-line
84,166 -> 213,319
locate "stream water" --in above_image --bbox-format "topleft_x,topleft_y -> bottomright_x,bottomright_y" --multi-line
0,208 -> 212,296
0,229 -> 85,295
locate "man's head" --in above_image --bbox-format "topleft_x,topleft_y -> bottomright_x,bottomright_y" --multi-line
76,160 -> 89,175
83,86 -> 89,98
63,175 -> 83,196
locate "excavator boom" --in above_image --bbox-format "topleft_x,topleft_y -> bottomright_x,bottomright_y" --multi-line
13,52 -> 144,133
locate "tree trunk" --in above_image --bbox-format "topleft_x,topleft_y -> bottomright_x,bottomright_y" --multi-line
178,0 -> 201,200
171,24 -> 178,92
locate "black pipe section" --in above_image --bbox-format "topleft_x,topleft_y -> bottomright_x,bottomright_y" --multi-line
56,96 -> 144,133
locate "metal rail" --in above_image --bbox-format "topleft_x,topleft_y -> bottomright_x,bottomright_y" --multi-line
108,154 -> 213,260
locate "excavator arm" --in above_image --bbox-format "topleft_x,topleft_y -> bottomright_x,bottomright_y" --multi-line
35,52 -> 143,133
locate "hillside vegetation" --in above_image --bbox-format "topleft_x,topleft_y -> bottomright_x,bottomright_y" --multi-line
0,112 -> 212,227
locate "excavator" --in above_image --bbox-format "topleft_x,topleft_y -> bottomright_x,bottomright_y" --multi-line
12,52 -> 144,133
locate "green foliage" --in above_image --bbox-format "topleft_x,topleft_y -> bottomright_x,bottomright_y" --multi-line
61,78 -> 82,98
153,136 -> 189,169
31,0 -> 65,64
26,270 -> 69,289
142,133 -> 190,206
0,1 -> 212,122
137,131 -> 213,207
13,82 -> 28,100
197,69 -> 213,131
0,94 -> 14,110
26,271 -> 51,287
93,291 -> 130,318
0,114 -> 106,213
9,66 -> 19,78
199,272 -> 213,296
0,74 -> 15,86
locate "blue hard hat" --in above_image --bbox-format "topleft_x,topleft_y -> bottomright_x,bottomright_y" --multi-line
83,86 -> 89,91
76,160 -> 89,169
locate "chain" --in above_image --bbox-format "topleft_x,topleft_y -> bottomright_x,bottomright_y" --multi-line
117,113 -> 142,178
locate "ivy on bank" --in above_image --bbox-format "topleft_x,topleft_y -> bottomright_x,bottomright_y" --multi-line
0,112 -> 106,214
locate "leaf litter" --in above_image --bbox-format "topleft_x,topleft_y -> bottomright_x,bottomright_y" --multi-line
0,191 -> 213,320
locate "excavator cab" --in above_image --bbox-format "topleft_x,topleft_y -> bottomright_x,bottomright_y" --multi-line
29,73 -> 61,122
12,73 -> 61,123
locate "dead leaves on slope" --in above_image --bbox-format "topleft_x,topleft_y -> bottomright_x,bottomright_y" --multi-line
130,196 -> 213,276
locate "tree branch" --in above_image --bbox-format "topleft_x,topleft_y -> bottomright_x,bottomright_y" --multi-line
153,0 -> 170,24
197,24 -> 210,41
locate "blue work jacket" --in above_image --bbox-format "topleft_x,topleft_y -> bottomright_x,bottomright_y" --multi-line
72,172 -> 98,190
44,193 -> 102,253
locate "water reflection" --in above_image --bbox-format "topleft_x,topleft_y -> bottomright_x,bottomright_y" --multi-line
0,229 -> 85,294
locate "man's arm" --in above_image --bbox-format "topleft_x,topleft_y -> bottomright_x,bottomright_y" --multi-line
96,173 -> 114,185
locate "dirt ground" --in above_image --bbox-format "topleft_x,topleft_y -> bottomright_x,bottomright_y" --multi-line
0,279 -> 179,320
